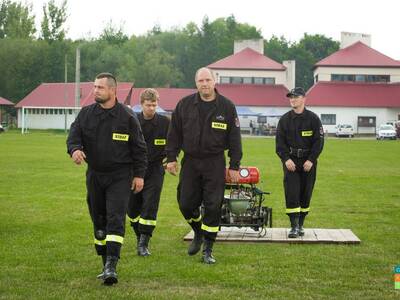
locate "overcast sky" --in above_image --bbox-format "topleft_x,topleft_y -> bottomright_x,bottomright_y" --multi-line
31,0 -> 400,59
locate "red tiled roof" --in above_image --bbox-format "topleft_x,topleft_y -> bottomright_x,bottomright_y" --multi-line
315,41 -> 400,68
306,81 -> 400,107
208,48 -> 286,70
130,88 -> 196,111
216,84 -> 289,106
15,82 -> 134,108
0,96 -> 14,106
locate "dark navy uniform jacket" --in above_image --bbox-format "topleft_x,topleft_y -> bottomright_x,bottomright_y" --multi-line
276,108 -> 324,164
137,112 -> 170,165
67,101 -> 147,177
166,90 -> 242,170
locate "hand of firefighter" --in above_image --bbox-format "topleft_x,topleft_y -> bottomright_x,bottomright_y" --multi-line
131,177 -> 144,193
227,169 -> 240,183
166,161 -> 178,176
303,160 -> 313,172
285,159 -> 296,172
72,149 -> 86,165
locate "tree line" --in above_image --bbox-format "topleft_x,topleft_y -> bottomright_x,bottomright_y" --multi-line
0,0 -> 340,104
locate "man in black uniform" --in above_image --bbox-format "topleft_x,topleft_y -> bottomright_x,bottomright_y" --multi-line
166,67 -> 242,264
128,88 -> 170,257
275,87 -> 324,238
66,73 -> 147,285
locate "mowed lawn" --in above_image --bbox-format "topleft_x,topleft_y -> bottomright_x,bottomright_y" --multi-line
0,130 -> 399,299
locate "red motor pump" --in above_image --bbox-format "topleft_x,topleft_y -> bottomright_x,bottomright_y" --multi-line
225,166 -> 260,184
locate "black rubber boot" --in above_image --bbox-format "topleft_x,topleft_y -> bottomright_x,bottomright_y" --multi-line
103,256 -> 118,285
188,220 -> 203,255
202,240 -> 216,264
137,234 -> 151,257
132,223 -> 140,247
298,214 -> 306,236
288,214 -> 300,238
96,255 -> 107,280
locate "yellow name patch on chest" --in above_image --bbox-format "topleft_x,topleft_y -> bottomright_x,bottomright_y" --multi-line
301,130 -> 313,137
211,122 -> 227,130
112,133 -> 129,141
154,139 -> 166,145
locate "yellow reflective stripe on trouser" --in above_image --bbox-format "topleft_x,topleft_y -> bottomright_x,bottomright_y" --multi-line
201,224 -> 219,233
128,215 -> 140,223
94,238 -> 106,246
300,207 -> 310,213
106,235 -> 124,244
286,207 -> 301,214
139,218 -> 157,226
186,215 -> 202,224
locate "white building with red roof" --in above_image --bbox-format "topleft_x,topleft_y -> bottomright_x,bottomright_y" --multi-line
307,32 -> 400,135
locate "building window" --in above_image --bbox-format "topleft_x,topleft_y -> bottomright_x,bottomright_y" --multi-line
54,109 -> 58,115
264,77 -> 275,84
332,74 -> 390,83
254,77 -> 264,84
243,77 -> 252,84
231,77 -> 242,84
68,109 -> 72,114
220,76 -> 230,84
321,114 -> 336,125
315,75 -> 319,83
358,116 -> 376,127
41,109 -> 45,114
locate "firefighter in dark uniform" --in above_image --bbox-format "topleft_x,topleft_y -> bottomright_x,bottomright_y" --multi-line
275,87 -> 324,238
128,88 -> 170,257
66,73 -> 147,285
166,67 -> 242,264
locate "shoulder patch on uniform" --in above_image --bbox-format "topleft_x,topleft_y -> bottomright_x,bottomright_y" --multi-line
235,117 -> 240,128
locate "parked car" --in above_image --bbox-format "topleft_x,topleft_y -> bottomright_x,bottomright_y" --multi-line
376,124 -> 396,140
0,124 -> 4,133
335,124 -> 354,137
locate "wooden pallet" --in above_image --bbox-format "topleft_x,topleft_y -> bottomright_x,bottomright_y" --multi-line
183,227 -> 361,244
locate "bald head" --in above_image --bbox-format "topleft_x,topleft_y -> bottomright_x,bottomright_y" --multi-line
195,67 -> 216,101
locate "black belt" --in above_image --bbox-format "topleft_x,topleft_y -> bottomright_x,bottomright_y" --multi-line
289,147 -> 310,158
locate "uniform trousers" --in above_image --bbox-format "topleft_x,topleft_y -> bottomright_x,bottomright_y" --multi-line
177,154 -> 225,242
128,163 -> 164,236
86,167 -> 132,258
283,157 -> 317,217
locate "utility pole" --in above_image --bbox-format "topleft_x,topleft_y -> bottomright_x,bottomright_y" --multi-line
64,54 -> 68,132
74,47 -> 80,118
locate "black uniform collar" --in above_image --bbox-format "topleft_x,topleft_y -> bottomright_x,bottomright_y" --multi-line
138,111 -> 159,126
290,107 -> 307,119
94,99 -> 119,117
194,88 -> 220,106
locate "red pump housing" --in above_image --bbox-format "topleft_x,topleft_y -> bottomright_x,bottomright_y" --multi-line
225,166 -> 260,184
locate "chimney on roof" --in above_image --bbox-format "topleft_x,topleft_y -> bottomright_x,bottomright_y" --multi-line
234,39 -> 264,54
341,32 -> 371,49
283,60 -> 295,90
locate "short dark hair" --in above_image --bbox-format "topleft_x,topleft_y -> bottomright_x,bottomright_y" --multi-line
95,72 -> 117,87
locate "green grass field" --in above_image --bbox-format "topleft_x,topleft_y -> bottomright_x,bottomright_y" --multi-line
1,130 -> 399,299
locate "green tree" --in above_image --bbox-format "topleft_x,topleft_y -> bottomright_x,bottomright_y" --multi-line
0,0 -> 36,39
99,20 -> 128,46
40,0 -> 68,42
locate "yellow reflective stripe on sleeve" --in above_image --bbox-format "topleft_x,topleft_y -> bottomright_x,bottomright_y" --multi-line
127,215 -> 140,223
94,238 -> 106,246
139,218 -> 157,226
186,215 -> 202,223
112,133 -> 129,141
154,139 -> 166,145
211,122 -> 227,130
286,207 -> 301,214
106,235 -> 124,244
301,130 -> 313,137
201,224 -> 219,233
300,207 -> 310,212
